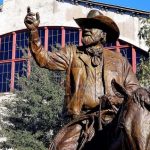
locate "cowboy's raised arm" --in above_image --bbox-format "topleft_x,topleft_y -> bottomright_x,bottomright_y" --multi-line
24,7 -> 71,71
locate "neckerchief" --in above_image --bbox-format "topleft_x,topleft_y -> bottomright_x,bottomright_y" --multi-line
86,47 -> 103,67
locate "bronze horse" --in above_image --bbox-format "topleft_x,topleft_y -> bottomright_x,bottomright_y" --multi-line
49,80 -> 150,150
109,79 -> 150,150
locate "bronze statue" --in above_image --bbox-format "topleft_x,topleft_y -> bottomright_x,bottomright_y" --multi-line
110,79 -> 150,150
24,7 -> 150,150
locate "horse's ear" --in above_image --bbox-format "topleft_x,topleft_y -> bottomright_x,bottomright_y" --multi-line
111,79 -> 129,98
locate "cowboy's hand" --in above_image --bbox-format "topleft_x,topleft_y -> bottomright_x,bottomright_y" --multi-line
24,6 -> 40,30
133,88 -> 150,108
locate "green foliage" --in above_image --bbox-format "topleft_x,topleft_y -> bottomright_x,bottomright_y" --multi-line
1,58 -> 65,149
138,18 -> 150,49
137,58 -> 150,89
137,18 -> 150,89
1,130 -> 46,150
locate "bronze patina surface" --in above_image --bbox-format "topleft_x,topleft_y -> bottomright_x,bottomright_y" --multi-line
24,7 -> 150,150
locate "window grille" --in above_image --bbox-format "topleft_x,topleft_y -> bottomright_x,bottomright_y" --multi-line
39,28 -> 45,46
65,28 -> 79,45
120,47 -> 132,65
0,63 -> 11,92
14,61 -> 27,90
0,34 -> 13,60
16,31 -> 29,58
48,28 -> 61,51
0,27 -> 148,93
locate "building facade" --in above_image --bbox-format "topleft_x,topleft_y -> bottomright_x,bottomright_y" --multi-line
0,0 -> 149,92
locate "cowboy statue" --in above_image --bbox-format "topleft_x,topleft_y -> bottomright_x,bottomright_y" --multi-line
24,7 -> 150,150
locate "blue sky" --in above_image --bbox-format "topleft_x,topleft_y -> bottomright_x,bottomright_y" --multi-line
0,0 -> 149,11
95,0 -> 150,11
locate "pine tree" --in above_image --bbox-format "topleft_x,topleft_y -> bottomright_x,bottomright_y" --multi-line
1,57 -> 65,150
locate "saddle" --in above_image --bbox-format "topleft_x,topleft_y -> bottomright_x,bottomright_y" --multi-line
49,108 -> 116,150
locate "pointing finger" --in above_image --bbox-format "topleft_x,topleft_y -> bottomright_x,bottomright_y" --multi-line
36,12 -> 40,21
27,6 -> 35,16
27,6 -> 31,14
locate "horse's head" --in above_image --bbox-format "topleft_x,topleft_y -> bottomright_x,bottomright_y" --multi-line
111,79 -> 130,102
111,79 -> 150,111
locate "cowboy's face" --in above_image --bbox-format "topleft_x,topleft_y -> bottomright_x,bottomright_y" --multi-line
82,28 -> 107,46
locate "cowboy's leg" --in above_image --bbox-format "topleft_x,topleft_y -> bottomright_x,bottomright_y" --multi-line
57,124 -> 82,150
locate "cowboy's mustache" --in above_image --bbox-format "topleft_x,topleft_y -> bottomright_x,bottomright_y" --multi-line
83,29 -> 92,36
83,32 -> 96,42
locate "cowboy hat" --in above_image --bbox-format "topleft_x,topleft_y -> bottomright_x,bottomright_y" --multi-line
74,10 -> 120,42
